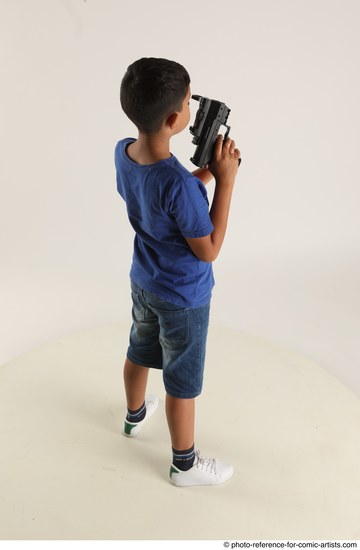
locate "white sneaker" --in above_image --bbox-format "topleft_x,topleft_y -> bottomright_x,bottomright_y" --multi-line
169,449 -> 234,487
123,395 -> 159,437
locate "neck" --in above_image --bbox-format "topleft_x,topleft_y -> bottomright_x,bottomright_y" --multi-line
130,132 -> 171,164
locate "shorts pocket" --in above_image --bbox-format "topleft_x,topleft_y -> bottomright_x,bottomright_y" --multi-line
158,308 -> 189,347
131,289 -> 146,322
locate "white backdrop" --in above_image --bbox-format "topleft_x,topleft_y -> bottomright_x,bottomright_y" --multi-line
1,0 -> 359,394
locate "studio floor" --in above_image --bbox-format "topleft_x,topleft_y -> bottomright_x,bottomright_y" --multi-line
0,324 -> 360,540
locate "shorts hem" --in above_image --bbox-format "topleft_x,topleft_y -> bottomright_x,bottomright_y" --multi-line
164,388 -> 202,399
126,352 -> 162,370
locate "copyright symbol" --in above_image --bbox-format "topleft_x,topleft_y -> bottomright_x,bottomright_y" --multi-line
224,543 -> 230,548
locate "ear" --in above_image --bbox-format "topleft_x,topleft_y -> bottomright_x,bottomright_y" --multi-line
166,112 -> 179,130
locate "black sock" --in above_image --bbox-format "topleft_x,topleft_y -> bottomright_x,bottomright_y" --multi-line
172,444 -> 195,471
126,401 -> 146,423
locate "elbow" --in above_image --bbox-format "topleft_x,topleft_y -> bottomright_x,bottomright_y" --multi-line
198,251 -> 219,263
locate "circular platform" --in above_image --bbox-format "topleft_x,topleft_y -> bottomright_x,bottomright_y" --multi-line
1,324 -> 360,540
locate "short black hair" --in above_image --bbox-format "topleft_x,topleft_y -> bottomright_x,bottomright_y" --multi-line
120,57 -> 190,134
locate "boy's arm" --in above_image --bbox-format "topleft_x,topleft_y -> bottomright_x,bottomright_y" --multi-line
191,167 -> 213,186
186,135 -> 241,263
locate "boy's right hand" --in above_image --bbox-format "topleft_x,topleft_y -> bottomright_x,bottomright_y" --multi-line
208,134 -> 241,185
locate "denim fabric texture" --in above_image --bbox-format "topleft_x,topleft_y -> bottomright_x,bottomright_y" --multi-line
127,280 -> 210,399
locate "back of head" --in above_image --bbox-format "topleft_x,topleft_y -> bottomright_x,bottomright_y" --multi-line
120,57 -> 190,134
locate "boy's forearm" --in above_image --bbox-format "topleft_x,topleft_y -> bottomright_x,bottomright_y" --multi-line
184,178 -> 235,263
209,181 -> 234,258
192,167 -> 213,186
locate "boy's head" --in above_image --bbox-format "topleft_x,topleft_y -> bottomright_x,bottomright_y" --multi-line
120,57 -> 191,134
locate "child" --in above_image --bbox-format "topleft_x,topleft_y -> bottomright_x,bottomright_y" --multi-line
114,57 -> 241,487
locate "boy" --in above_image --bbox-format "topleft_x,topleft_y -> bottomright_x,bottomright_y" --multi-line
114,57 -> 241,487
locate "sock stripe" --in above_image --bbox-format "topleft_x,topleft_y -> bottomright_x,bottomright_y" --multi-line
172,445 -> 195,471
127,401 -> 146,422
172,450 -> 195,459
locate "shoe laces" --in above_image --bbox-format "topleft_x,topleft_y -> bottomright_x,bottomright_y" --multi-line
195,450 -> 217,475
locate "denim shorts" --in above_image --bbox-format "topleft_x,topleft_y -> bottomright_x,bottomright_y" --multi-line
127,280 -> 210,399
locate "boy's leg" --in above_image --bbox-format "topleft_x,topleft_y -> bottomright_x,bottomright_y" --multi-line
123,357 -> 158,437
166,392 -> 234,486
165,394 -> 195,450
122,281 -> 162,437
123,357 -> 149,411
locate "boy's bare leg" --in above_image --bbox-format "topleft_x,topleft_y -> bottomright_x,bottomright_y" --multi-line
165,394 -> 195,450
123,358 -> 149,410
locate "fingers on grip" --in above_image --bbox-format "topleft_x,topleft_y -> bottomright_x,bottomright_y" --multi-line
214,134 -> 224,157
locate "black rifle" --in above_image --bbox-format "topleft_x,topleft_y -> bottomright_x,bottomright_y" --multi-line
189,94 -> 240,168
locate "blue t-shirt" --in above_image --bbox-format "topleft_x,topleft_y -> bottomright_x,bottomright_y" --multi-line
114,137 -> 215,308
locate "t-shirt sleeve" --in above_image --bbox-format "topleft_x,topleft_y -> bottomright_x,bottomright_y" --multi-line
167,175 -> 214,239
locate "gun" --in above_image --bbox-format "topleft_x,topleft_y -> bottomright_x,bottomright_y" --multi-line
189,94 -> 240,168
